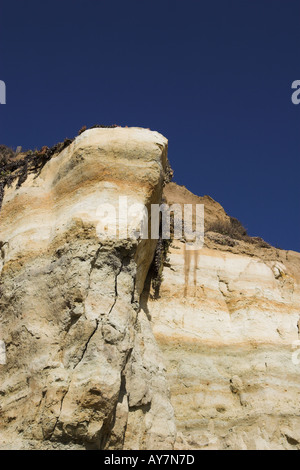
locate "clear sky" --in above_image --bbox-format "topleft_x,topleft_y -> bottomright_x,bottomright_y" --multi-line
0,0 -> 299,251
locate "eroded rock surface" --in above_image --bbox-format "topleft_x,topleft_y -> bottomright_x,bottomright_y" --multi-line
149,184 -> 300,450
0,128 -> 176,449
0,130 -> 299,451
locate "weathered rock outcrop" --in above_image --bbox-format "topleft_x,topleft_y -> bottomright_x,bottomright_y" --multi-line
0,128 -> 176,449
149,184 -> 300,450
0,129 -> 299,450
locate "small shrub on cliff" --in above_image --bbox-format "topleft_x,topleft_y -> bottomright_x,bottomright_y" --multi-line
206,217 -> 249,241
206,217 -> 271,248
150,237 -> 171,299
0,145 -> 15,168
164,159 -> 174,185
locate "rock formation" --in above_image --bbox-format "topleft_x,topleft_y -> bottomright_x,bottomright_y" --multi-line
0,128 -> 299,450
0,128 -> 175,449
151,184 -> 300,450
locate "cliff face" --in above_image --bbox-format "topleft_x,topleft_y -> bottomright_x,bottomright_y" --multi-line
0,128 -> 175,449
0,129 -> 299,450
151,184 -> 300,450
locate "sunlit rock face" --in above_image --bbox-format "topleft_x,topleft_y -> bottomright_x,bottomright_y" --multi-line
0,128 -> 299,451
149,183 -> 300,450
0,128 -> 176,450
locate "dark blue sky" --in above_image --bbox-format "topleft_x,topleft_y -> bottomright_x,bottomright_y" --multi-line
1,0 -> 299,251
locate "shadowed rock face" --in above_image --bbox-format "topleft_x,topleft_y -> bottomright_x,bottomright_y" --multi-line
0,128 -> 176,450
0,128 -> 299,450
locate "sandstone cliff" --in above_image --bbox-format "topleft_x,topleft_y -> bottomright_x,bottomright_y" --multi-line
0,128 -> 175,449
0,128 -> 299,450
152,184 -> 300,450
